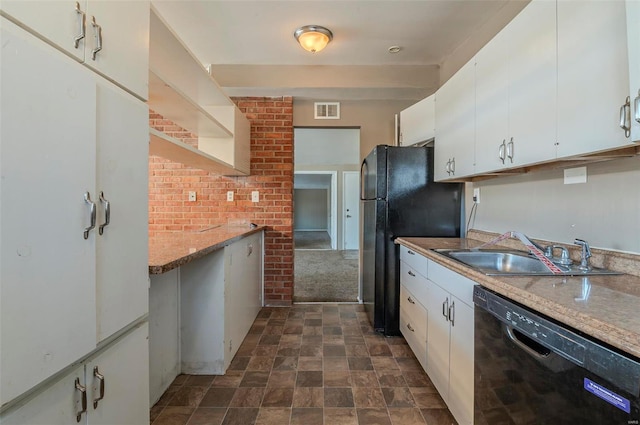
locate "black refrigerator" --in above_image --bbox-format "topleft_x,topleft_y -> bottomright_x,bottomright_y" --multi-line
360,145 -> 462,336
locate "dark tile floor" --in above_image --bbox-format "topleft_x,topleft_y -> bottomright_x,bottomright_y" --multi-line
150,304 -> 458,425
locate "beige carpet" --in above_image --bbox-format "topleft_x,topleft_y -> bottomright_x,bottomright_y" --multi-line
293,250 -> 359,302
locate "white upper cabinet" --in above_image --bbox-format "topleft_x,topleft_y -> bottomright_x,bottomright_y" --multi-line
557,0 -> 631,157
1,0 -> 149,100
475,0 -> 556,173
434,60 -> 476,181
399,94 -> 436,146
627,0 -> 640,143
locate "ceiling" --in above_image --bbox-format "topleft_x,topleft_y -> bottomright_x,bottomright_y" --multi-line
151,0 -> 526,101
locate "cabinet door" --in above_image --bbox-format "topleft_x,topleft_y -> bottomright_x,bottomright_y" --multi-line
506,0 -> 557,167
434,60 -> 475,181
447,297 -> 474,425
1,19 -> 97,405
474,27 -> 509,174
84,0 -> 149,100
425,280 -> 451,400
224,233 -> 263,366
95,81 -> 149,342
0,365 -> 86,425
628,0 -> 640,143
557,0 -> 631,157
400,94 -> 435,146
86,323 -> 149,425
1,0 -> 87,61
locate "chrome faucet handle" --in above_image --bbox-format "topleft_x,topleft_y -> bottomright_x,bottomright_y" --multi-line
574,239 -> 592,270
546,245 -> 573,265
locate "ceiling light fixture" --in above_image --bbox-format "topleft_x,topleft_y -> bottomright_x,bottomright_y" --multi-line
294,25 -> 333,53
388,46 -> 402,53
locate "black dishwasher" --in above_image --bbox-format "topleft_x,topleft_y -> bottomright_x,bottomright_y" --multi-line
473,285 -> 640,425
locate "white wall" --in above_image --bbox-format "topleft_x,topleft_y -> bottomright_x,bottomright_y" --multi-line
294,189 -> 329,231
471,155 -> 640,254
294,128 -> 360,165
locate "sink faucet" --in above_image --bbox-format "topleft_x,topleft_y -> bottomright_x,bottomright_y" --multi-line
574,239 -> 592,270
544,245 -> 573,266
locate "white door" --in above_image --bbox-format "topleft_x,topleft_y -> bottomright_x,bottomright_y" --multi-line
342,171 -> 359,250
95,81 -> 149,342
1,19 -> 97,404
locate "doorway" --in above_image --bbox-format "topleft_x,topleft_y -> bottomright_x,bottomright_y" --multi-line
293,171 -> 337,250
293,128 -> 361,303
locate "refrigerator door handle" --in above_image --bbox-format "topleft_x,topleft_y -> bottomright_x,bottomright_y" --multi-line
360,158 -> 369,200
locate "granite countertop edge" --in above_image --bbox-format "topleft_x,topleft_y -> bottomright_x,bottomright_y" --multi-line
149,226 -> 266,275
395,235 -> 640,359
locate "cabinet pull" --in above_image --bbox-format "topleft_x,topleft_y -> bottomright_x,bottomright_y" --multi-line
98,191 -> 110,235
620,96 -> 631,138
450,157 -> 455,174
445,160 -> 451,175
74,2 -> 86,48
84,192 -> 96,239
407,250 -> 415,255
635,90 -> 640,124
442,298 -> 449,320
407,270 -> 416,277
498,140 -> 506,164
75,378 -> 87,422
92,366 -> 105,408
448,301 -> 456,327
407,296 -> 415,304
507,138 -> 514,163
91,16 -> 102,60
406,323 -> 415,332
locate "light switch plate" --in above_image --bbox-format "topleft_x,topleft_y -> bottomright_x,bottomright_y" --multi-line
251,191 -> 259,203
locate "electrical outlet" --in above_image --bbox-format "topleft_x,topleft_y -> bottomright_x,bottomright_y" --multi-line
473,188 -> 480,204
227,191 -> 234,202
188,191 -> 197,202
251,191 -> 259,203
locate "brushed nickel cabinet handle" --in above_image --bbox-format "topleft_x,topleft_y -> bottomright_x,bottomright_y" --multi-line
507,138 -> 514,163
498,140 -> 506,164
75,378 -> 87,422
634,90 -> 640,124
91,16 -> 102,60
442,298 -> 449,320
448,301 -> 456,327
92,366 -> 105,408
407,296 -> 415,304
98,191 -> 110,235
620,96 -> 631,138
407,270 -> 416,277
406,323 -> 415,332
84,192 -> 96,239
74,2 -> 86,48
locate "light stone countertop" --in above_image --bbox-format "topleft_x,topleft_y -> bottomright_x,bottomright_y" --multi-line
396,231 -> 640,359
149,225 -> 265,275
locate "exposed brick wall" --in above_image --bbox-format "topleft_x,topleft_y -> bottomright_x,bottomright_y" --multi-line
149,96 -> 294,306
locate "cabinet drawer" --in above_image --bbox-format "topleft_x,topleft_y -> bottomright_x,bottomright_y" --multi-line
400,285 -> 427,344
428,259 -> 475,306
399,245 -> 429,277
400,310 -> 427,372
400,261 -> 429,306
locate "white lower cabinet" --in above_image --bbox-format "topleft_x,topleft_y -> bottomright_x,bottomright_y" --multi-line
425,261 -> 474,425
180,231 -> 264,374
399,246 -> 475,425
1,323 -> 149,425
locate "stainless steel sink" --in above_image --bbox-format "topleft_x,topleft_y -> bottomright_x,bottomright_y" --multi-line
434,249 -> 621,276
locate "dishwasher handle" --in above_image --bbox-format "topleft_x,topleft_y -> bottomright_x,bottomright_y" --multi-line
503,324 -> 550,359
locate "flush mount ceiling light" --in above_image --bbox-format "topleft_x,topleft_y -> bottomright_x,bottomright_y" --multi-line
294,25 -> 333,53
388,46 -> 402,54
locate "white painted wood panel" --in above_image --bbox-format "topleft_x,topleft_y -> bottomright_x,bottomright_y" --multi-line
149,270 -> 181,405
95,81 -> 149,343
1,19 -> 97,405
447,296 -> 474,425
400,94 -> 435,146
557,0 -> 631,157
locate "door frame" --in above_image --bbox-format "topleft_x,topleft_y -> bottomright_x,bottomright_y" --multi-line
342,171 -> 360,250
294,171 -> 338,250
